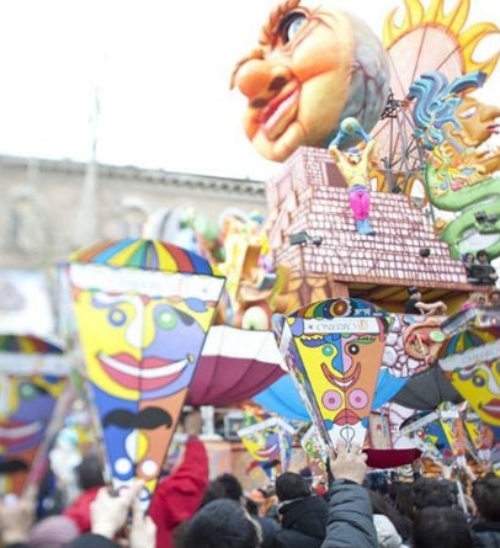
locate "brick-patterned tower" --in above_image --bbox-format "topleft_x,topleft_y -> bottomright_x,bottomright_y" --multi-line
265,146 -> 473,312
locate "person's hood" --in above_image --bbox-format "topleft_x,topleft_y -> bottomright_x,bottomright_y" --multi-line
279,495 -> 328,538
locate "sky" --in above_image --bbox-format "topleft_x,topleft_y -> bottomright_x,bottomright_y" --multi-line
0,0 -> 498,182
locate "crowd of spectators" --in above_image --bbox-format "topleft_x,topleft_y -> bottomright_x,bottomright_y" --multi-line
463,250 -> 499,286
2,406 -> 500,548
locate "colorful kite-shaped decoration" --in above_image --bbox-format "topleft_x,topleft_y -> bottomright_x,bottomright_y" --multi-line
67,239 -> 225,508
0,333 -> 70,376
401,403 -> 466,466
0,373 -> 67,495
437,402 -> 467,466
463,408 -> 495,463
442,308 -> 500,336
299,423 -> 328,466
238,413 -> 296,480
0,334 -> 63,355
281,298 -> 389,448
438,327 -> 500,433
400,410 -> 451,464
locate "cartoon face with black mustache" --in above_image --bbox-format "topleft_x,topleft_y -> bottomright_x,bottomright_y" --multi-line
73,287 -> 213,504
0,374 -> 65,494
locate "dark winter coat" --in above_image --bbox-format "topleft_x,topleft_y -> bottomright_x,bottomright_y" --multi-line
270,494 -> 328,548
68,533 -> 119,548
472,521 -> 500,548
322,479 -> 378,548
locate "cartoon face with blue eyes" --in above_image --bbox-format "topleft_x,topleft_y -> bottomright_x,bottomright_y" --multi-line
0,374 -> 65,454
452,360 -> 500,426
80,292 -> 205,401
72,288 -> 213,505
242,424 -> 281,463
239,418 -> 295,478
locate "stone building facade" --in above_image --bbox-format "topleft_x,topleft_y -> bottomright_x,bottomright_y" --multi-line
0,154 -> 266,273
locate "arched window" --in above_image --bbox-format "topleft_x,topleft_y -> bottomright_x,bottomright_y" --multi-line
120,198 -> 150,238
8,191 -> 46,253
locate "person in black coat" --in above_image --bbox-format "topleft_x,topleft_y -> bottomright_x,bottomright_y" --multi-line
471,473 -> 500,548
270,471 -> 328,548
412,506 -> 472,548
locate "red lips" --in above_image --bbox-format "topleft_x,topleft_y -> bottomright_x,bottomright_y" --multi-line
335,409 -> 361,426
99,353 -> 184,392
0,420 -> 41,448
321,362 -> 361,391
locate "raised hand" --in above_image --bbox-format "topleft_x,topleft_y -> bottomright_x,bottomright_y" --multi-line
328,439 -> 368,485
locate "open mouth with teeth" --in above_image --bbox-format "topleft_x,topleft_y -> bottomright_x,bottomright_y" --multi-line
0,420 -> 43,449
98,352 -> 192,391
321,362 -> 361,391
479,399 -> 500,421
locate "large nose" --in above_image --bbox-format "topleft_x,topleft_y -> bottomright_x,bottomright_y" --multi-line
481,103 -> 500,121
235,59 -> 291,104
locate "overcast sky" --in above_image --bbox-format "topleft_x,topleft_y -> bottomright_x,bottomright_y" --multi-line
0,0 -> 498,181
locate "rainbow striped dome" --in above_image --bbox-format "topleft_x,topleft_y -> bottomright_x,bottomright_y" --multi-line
69,239 -> 223,276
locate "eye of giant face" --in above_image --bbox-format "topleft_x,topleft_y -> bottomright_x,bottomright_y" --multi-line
460,106 -> 477,119
278,11 -> 307,43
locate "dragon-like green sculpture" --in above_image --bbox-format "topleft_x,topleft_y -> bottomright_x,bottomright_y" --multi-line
409,71 -> 500,259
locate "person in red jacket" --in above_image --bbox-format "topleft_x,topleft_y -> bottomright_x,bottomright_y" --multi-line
148,407 -> 209,548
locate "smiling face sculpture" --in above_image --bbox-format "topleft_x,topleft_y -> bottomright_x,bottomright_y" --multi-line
230,0 -> 390,162
69,262 -> 223,506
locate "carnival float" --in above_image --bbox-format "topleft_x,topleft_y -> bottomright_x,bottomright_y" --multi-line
2,0 -> 500,500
